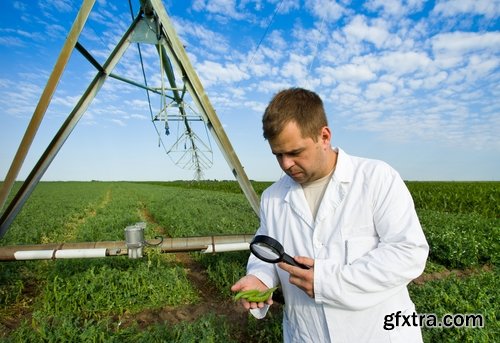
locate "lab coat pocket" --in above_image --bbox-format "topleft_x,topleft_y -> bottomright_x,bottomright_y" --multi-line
345,236 -> 379,265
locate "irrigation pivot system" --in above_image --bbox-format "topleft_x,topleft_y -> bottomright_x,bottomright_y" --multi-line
0,0 -> 260,260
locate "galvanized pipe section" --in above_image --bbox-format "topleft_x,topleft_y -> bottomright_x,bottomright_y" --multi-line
0,234 -> 254,261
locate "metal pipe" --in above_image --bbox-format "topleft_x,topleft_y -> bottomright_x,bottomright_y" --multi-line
0,234 -> 254,261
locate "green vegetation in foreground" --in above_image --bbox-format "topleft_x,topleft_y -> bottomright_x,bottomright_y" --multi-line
0,181 -> 498,342
409,268 -> 499,343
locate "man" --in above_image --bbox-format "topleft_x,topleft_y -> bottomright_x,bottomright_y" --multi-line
231,88 -> 429,342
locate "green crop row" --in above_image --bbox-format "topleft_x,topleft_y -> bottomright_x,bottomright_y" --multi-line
141,185 -> 258,237
2,182 -> 110,245
407,181 -> 499,218
418,210 -> 499,268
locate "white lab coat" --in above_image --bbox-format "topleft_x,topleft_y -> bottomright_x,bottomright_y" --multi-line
247,148 -> 429,342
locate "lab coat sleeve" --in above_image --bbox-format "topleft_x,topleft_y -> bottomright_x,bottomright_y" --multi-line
314,166 -> 429,310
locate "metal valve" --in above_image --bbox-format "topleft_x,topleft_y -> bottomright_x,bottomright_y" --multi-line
124,222 -> 146,258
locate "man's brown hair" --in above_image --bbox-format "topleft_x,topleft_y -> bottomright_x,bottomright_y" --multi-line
262,87 -> 328,141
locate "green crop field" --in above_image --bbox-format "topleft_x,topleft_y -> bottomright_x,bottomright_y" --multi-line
0,181 -> 498,342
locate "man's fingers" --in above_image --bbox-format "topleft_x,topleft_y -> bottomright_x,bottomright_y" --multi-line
294,255 -> 314,268
230,282 -> 243,292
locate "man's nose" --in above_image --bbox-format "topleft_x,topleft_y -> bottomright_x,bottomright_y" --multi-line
280,155 -> 294,170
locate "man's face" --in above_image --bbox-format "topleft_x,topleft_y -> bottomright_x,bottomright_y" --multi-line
268,120 -> 332,184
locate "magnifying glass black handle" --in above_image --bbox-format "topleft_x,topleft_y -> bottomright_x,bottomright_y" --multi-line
282,253 -> 310,269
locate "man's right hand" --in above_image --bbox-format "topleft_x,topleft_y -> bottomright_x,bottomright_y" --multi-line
231,275 -> 274,310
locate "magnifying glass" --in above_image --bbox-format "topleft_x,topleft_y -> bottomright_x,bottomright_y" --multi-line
250,235 -> 310,269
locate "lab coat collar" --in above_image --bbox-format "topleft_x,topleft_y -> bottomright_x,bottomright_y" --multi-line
283,180 -> 312,226
315,147 -> 353,222
331,147 -> 353,184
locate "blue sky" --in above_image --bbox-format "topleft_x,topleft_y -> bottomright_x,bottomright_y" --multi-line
0,0 -> 499,182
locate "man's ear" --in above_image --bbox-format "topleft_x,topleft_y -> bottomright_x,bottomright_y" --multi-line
320,126 -> 332,145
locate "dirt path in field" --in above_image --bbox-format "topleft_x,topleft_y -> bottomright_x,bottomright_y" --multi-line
411,264 -> 493,285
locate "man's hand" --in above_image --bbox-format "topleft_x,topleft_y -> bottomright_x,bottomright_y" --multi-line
278,256 -> 315,298
231,275 -> 273,310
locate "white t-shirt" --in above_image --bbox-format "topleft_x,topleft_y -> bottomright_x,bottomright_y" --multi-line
301,168 -> 335,220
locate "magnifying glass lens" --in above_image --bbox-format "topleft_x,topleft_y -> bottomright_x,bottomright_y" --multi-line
250,235 -> 310,269
252,242 -> 281,261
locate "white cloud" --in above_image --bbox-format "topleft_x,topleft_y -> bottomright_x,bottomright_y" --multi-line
334,82 -> 362,95
280,53 -> 311,82
45,24 -> 67,40
433,0 -> 500,19
365,81 -> 395,99
316,63 -> 376,86
376,51 -> 432,76
111,118 -> 126,126
257,80 -> 294,94
266,30 -> 287,52
196,60 -> 249,86
463,54 -> 499,82
173,18 -> 230,55
0,80 -> 41,118
192,0 -> 246,21
124,99 -> 151,112
343,15 -> 390,48
432,31 -> 500,56
246,58 -> 275,78
421,70 -> 448,89
365,0 -> 426,17
243,100 -> 267,113
276,0 -> 300,14
52,95 -> 80,108
305,0 -> 345,21
39,0 -> 73,13
130,114 -> 147,120
0,36 -> 25,47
